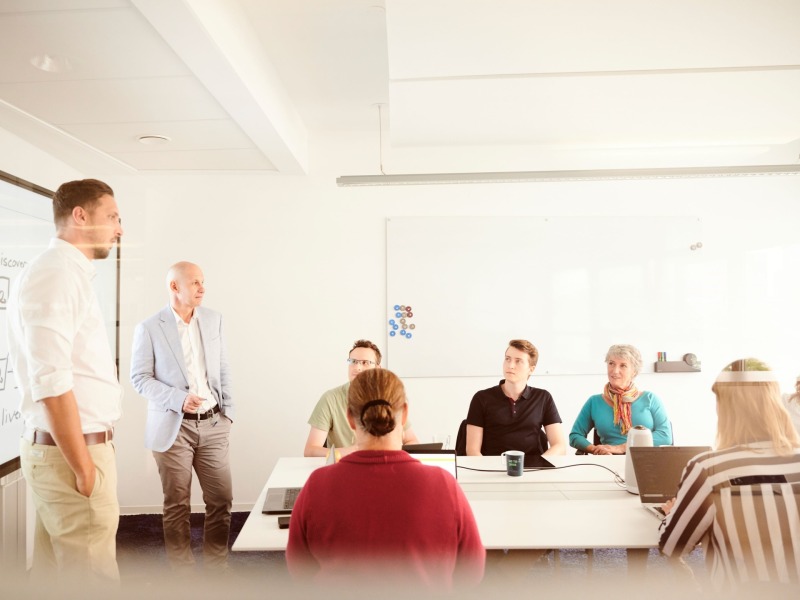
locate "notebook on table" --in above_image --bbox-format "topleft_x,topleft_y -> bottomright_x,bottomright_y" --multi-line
262,445 -> 337,514
524,454 -> 555,469
404,448 -> 458,479
630,445 -> 711,518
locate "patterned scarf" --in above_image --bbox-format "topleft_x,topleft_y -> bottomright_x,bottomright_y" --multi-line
602,382 -> 640,435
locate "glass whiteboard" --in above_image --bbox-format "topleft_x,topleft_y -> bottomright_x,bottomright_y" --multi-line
0,173 -> 119,476
386,216 -> 703,377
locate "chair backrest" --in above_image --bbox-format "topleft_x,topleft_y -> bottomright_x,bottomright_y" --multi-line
455,419 -> 467,456
456,421 -> 549,456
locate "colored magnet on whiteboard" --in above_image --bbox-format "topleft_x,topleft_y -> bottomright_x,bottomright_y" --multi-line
400,318 -> 406,324
405,306 -> 412,312
393,305 -> 400,310
389,319 -> 396,325
395,312 -> 402,318
400,305 -> 406,310
409,324 -> 416,330
401,324 -> 407,330
392,324 -> 399,330
389,330 -> 396,337
406,333 -> 412,339
406,311 -> 413,317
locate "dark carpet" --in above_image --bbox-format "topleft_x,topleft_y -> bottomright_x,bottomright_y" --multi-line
116,512 -> 286,591
115,512 -> 712,598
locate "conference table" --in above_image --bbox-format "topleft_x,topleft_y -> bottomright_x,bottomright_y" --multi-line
232,454 -> 663,553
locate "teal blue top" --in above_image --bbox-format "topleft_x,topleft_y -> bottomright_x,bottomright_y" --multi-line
569,391 -> 672,451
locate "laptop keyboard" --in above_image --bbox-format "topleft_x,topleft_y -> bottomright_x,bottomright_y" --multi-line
284,487 -> 301,509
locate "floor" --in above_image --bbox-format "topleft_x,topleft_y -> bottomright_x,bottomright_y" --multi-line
16,511 -> 790,598
113,512 -> 716,598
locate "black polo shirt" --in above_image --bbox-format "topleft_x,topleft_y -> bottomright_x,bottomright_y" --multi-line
466,380 -> 561,456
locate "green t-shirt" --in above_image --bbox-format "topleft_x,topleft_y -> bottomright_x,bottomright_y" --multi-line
308,382 -> 356,448
307,381 -> 413,448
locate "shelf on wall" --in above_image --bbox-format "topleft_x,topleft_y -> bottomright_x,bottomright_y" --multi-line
654,361 -> 701,373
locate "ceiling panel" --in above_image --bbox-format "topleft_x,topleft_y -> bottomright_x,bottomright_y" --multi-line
61,119 -> 256,152
390,70 -> 800,146
112,148 -> 275,171
0,7 -> 188,82
0,77 -> 229,124
0,0 -> 798,174
386,0 -> 800,78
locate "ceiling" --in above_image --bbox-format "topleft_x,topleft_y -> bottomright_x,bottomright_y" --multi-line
0,0 -> 798,175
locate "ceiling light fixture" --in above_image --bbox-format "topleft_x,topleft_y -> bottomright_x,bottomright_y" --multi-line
137,135 -> 171,145
336,164 -> 800,186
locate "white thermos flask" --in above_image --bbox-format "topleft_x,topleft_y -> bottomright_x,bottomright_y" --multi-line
624,425 -> 653,494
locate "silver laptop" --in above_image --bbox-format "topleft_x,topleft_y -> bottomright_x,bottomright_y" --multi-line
262,445 -> 337,514
630,446 -> 711,518
262,486 -> 302,515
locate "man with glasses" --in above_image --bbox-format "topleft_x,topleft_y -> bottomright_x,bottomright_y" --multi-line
304,339 -> 418,457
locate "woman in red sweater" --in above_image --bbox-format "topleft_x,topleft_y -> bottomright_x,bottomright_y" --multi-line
286,368 -> 485,591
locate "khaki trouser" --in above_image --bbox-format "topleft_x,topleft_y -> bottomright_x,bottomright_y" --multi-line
20,437 -> 120,586
153,415 -> 233,570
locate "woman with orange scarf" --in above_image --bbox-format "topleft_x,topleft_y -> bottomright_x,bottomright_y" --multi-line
569,344 -> 672,455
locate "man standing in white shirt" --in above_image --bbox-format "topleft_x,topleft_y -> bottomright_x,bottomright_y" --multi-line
7,178 -> 124,584
130,262 -> 234,572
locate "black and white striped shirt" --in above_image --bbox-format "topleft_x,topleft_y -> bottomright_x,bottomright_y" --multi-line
659,442 -> 800,590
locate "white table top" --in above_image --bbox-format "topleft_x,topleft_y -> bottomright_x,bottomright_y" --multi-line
232,455 -> 662,552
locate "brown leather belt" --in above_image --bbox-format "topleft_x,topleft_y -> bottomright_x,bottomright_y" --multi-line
183,404 -> 220,420
27,429 -> 113,446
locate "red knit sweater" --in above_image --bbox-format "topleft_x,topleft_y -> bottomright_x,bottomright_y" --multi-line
286,450 -> 485,591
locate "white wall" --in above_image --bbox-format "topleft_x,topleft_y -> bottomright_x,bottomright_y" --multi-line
1,125 -> 799,513
114,131 -> 800,511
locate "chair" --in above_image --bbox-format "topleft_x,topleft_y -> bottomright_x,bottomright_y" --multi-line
538,428 -> 549,454
456,420 -> 549,456
575,428 -> 600,455
455,419 -> 467,456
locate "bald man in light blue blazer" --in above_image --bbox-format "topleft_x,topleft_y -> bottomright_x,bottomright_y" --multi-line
131,261 -> 234,572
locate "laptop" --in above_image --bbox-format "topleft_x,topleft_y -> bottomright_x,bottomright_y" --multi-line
404,448 -> 458,479
262,445 -> 338,514
262,486 -> 302,515
402,442 -> 444,452
630,446 -> 711,518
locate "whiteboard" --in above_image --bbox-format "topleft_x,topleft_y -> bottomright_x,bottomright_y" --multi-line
386,216 -> 702,377
0,174 -> 119,476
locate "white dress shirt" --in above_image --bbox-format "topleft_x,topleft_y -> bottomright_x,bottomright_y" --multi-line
171,307 -> 217,413
7,238 -> 122,433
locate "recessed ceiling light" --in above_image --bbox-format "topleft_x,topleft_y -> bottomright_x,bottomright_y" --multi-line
137,135 -> 171,145
30,54 -> 72,73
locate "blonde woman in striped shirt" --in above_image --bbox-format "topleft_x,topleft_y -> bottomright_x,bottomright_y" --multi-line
659,358 -> 800,592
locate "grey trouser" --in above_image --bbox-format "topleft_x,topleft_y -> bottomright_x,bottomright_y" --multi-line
153,415 -> 232,569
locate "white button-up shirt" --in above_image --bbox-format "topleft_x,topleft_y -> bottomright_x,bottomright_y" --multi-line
7,238 -> 122,433
171,307 -> 216,412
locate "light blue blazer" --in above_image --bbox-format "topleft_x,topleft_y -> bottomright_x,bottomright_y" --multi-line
130,305 -> 234,452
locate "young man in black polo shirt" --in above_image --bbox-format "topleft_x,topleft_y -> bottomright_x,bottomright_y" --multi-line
466,339 -> 566,456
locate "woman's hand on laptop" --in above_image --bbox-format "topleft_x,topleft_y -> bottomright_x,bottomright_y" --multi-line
662,498 -> 676,515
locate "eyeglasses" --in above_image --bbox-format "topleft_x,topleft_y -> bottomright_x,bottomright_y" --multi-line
346,358 -> 376,367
